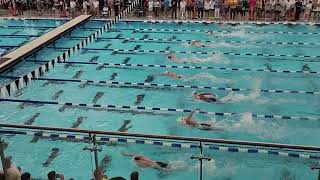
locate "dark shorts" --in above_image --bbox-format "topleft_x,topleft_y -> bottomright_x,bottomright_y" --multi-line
156,161 -> 168,168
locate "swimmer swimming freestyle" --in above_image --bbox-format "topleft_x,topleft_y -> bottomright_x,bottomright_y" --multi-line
193,92 -> 219,103
178,109 -> 224,131
157,71 -> 184,79
122,153 -> 170,171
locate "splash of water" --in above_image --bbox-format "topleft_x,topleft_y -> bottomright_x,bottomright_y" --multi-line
206,42 -> 241,49
220,90 -> 260,103
168,160 -> 189,171
184,72 -> 232,84
220,112 -> 287,141
220,79 -> 261,103
217,29 -> 247,38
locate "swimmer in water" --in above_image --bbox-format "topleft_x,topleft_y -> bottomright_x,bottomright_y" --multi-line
188,40 -> 205,47
158,71 -> 184,79
207,30 -> 213,37
180,109 -> 224,131
167,53 -> 178,62
122,153 -> 170,171
193,92 -> 218,103
302,64 -> 311,71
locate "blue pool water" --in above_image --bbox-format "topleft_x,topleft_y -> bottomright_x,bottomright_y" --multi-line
0,19 -> 320,179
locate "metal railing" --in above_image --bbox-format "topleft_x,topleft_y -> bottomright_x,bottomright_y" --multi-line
1,123 -> 320,180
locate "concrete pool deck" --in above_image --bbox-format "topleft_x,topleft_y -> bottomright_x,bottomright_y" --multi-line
0,14 -> 92,72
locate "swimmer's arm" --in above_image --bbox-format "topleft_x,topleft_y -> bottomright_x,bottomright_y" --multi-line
185,109 -> 200,122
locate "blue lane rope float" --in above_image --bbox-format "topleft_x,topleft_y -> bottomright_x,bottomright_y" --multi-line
0,98 -> 319,121
0,0 -> 140,100
25,60 -> 320,75
121,28 -> 320,35
83,48 -> 320,59
0,129 -> 319,160
104,37 -> 320,46
121,19 -> 320,26
3,34 -> 319,46
2,75 -> 319,96
6,45 -> 320,60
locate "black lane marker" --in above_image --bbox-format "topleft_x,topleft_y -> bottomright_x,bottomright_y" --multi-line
122,57 -> 131,64
144,75 -> 155,83
90,56 -> 100,62
134,94 -> 145,105
96,65 -> 106,70
92,92 -> 104,104
72,70 -> 84,79
115,34 -> 123,38
41,81 -> 66,87
42,148 -> 60,167
17,101 -> 45,109
118,120 -> 132,132
110,72 -> 118,80
302,64 -> 311,72
104,43 -> 112,49
51,90 -> 64,100
24,113 -> 41,125
71,116 -> 87,128
134,44 -> 142,50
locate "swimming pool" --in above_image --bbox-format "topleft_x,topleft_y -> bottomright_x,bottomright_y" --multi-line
1,19 -> 320,179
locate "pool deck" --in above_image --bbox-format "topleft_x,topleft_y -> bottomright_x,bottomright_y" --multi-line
0,15 -> 92,73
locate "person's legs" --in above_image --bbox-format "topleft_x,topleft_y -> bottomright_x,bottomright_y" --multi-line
201,8 -> 204,18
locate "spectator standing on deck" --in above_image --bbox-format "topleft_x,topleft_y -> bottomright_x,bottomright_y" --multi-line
214,0 -> 222,18
153,0 -> 160,16
229,0 -> 238,19
83,0 -> 89,14
114,0 -> 120,16
186,0 -> 193,18
256,0 -> 262,19
70,0 -> 77,17
304,0 -> 312,19
295,0 -> 302,20
163,0 -> 170,18
197,0 -> 204,18
92,0 -> 99,16
172,0 -> 178,18
209,0 -> 214,18
274,0 -> 282,20
180,0 -> 187,19
264,0 -> 272,18
222,0 -> 229,18
204,0 -> 210,17
249,0 -> 256,19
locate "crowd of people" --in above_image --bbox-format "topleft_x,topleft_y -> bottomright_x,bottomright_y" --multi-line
1,0 -> 319,20
0,0 -> 130,17
0,156 -> 139,180
141,0 -> 320,20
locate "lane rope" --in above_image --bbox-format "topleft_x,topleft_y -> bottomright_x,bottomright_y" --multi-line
119,28 -> 320,35
82,48 -> 320,59
2,75 -> 319,96
25,60 -> 320,75
121,19 -> 320,26
106,37 -> 320,46
1,129 -> 319,160
0,98 -> 319,121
